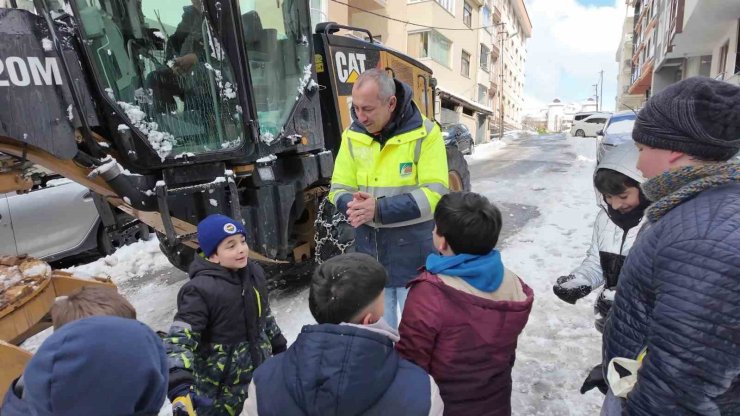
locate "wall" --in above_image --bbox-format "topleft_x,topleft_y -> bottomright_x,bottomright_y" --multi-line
406,0 -> 483,105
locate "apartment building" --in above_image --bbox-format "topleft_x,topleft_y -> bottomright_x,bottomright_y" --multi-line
615,5 -> 646,110
619,0 -> 740,107
652,0 -> 740,92
492,0 -> 531,133
317,0 -> 530,141
625,0 -> 658,101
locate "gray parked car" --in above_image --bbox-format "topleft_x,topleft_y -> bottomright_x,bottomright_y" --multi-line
441,123 -> 474,155
596,110 -> 638,163
0,176 -> 149,262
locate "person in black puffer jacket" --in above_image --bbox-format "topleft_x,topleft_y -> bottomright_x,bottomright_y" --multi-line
602,77 -> 740,415
163,214 -> 287,416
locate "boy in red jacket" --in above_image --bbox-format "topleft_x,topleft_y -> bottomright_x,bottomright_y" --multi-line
397,192 -> 534,416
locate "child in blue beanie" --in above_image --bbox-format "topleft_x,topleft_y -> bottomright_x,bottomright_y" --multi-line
396,192 -> 534,415
163,214 -> 286,416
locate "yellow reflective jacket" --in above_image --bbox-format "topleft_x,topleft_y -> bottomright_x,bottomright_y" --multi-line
329,116 -> 449,228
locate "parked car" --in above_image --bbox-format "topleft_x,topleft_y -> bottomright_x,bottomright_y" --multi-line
573,111 -> 607,123
596,110 -> 638,163
570,113 -> 609,137
441,123 -> 474,155
0,175 -> 150,262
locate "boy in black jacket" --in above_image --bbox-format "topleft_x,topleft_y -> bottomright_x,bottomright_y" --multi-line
164,214 -> 286,416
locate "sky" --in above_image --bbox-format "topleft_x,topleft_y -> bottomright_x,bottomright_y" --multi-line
523,0 -> 628,114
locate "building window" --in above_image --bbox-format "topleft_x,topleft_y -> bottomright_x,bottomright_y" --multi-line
435,0 -> 455,15
477,84 -> 488,105
718,41 -> 730,78
699,55 -> 712,77
309,0 -> 328,28
461,50 -> 471,77
463,2 -> 472,28
408,30 -> 452,67
362,34 -> 382,44
480,44 -> 490,71
481,5 -> 492,33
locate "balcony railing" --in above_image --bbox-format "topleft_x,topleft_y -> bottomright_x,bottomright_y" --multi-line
490,42 -> 500,59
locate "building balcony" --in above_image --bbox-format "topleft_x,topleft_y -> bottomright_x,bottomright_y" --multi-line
491,42 -> 500,60
628,58 -> 654,95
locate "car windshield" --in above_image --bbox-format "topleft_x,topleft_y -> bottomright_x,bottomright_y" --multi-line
605,115 -> 636,135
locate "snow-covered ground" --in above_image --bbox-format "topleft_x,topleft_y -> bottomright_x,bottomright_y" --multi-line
23,134 -> 606,415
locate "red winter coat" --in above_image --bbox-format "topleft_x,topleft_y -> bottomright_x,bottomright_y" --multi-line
397,270 -> 534,416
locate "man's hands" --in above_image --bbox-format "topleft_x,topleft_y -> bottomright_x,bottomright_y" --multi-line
172,53 -> 198,75
346,192 -> 376,228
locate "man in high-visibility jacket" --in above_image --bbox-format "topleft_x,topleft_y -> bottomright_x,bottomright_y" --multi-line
329,68 -> 449,329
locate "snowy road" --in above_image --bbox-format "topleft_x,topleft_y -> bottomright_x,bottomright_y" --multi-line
25,133 -> 606,415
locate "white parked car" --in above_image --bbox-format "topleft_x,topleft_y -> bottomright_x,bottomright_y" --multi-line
570,114 -> 609,137
0,176 -> 150,262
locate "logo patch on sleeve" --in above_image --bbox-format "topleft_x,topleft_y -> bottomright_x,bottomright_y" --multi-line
399,162 -> 413,177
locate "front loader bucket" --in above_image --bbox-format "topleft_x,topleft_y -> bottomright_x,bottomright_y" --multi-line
0,271 -> 115,345
0,340 -> 31,397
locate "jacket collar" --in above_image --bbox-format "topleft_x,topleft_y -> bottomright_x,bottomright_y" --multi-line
188,254 -> 243,285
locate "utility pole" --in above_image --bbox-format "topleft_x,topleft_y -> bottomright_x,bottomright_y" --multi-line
599,69 -> 604,112
593,84 -> 599,111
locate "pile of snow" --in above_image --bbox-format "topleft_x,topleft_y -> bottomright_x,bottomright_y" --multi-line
296,64 -> 314,97
116,100 -> 175,161
64,236 -> 171,286
41,38 -> 53,52
260,131 -> 276,145
466,140 -> 507,162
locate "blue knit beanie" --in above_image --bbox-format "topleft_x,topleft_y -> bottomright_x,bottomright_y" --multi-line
197,214 -> 246,257
23,316 -> 168,416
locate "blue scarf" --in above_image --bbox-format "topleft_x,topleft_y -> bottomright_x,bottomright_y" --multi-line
425,250 -> 505,292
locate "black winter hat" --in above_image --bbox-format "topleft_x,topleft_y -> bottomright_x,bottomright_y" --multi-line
632,76 -> 740,161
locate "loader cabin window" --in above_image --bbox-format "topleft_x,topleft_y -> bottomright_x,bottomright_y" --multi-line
238,0 -> 312,141
75,0 -> 246,157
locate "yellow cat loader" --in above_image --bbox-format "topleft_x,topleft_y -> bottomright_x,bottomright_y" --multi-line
0,0 -> 472,385
0,0 -> 470,271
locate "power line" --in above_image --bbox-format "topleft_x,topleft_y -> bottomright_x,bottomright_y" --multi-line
329,0 -> 507,32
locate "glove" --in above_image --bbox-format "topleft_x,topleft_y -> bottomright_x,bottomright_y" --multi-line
272,333 -> 288,355
170,384 -> 213,416
553,274 -> 592,304
580,364 -> 608,395
172,394 -> 197,416
595,288 -> 615,317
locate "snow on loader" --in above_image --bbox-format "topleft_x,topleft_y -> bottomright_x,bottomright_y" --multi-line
0,255 -> 115,395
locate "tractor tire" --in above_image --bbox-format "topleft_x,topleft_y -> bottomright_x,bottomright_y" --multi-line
157,232 -> 195,273
314,197 -> 355,264
575,129 -> 585,137
446,145 -> 471,192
